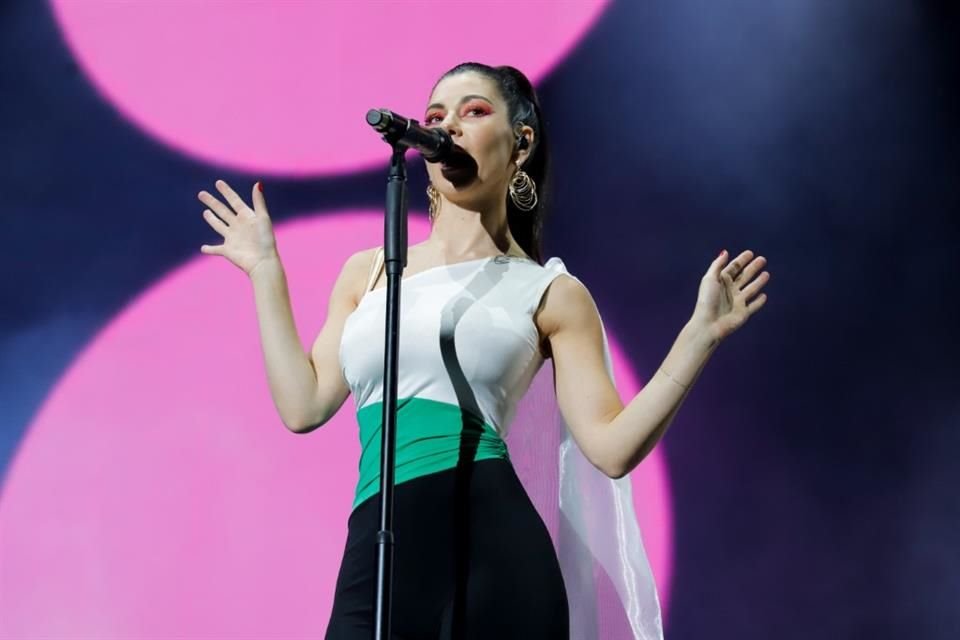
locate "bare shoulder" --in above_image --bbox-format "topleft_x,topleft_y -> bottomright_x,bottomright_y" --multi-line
533,273 -> 597,358
337,246 -> 383,307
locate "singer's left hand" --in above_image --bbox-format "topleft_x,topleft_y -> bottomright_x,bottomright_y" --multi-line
689,249 -> 770,343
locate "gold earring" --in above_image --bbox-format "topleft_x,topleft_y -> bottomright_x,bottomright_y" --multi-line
508,165 -> 538,211
427,183 -> 440,219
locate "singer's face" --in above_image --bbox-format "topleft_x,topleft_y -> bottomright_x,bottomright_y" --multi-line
423,72 -> 518,201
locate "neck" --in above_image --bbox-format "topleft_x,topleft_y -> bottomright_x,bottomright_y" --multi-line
428,195 -> 518,257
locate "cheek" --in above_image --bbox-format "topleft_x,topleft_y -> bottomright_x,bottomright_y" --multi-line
472,133 -> 512,173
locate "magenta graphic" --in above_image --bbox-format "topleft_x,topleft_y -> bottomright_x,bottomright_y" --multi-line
49,1 -> 610,176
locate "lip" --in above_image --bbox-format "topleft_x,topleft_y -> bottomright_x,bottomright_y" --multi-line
439,145 -> 477,185
440,164 -> 475,186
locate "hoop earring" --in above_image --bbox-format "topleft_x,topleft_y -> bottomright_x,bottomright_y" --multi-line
508,165 -> 538,211
426,183 -> 440,220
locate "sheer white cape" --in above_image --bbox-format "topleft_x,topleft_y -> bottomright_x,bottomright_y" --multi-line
504,257 -> 664,640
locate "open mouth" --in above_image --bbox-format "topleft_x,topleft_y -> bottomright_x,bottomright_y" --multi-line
439,145 -> 477,185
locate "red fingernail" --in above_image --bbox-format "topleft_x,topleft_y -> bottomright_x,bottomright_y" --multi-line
257,181 -> 263,193
719,249 -> 726,257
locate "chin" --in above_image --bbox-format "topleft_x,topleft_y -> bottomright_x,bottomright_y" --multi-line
438,175 -> 479,193
437,166 -> 483,188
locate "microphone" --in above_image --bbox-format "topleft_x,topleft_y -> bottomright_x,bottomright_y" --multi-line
366,108 -> 453,163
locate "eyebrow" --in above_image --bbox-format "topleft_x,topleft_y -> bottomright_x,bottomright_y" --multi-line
425,94 -> 493,113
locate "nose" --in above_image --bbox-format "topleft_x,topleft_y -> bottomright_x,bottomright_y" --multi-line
444,123 -> 461,140
440,113 -> 462,138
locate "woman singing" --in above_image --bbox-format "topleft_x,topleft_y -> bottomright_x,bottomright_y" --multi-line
197,62 -> 769,639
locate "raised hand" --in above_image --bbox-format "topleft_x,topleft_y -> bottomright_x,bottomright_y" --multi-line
198,179 -> 279,277
690,249 -> 770,343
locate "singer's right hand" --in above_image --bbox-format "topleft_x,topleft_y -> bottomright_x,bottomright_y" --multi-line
198,179 -> 279,277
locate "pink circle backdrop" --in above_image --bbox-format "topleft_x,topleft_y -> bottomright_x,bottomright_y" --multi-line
49,1 -> 610,176
0,211 -> 672,637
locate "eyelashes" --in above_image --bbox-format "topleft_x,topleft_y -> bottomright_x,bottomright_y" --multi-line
424,106 -> 489,125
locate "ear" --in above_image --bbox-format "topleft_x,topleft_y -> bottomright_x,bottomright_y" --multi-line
513,123 -> 536,168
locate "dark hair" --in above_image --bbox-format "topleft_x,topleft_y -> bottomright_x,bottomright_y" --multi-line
432,62 -> 551,265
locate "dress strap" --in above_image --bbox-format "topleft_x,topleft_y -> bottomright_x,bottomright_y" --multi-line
364,246 -> 385,292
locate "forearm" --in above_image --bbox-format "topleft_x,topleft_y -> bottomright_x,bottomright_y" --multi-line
248,254 -> 318,431
607,320 -> 719,477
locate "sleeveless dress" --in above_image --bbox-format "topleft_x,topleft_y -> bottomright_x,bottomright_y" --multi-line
329,248 -> 664,640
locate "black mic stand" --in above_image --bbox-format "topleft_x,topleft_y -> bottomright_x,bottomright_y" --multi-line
372,139 -> 408,640
364,107 -> 455,639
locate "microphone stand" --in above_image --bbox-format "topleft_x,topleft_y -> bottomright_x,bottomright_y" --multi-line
373,139 -> 408,640
364,107 -> 451,639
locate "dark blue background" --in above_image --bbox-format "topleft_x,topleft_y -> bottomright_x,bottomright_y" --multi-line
3,1 -> 958,637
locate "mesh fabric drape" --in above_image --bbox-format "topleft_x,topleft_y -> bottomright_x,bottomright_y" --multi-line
505,257 -> 664,640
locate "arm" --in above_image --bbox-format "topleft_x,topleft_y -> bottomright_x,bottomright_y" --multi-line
543,249 -> 767,478
541,276 -> 718,479
606,322 -> 717,476
248,248 -> 372,433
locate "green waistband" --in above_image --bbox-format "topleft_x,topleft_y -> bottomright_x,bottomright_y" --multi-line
353,397 -> 509,510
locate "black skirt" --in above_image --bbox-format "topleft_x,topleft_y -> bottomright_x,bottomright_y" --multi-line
325,457 -> 570,639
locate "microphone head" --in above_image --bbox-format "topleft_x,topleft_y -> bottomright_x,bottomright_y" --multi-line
365,108 -> 390,131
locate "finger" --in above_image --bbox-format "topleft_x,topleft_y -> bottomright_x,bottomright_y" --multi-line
740,270 -> 770,299
215,179 -> 253,217
734,254 -> 766,288
722,249 -> 754,281
707,249 -> 729,280
198,189 -> 238,221
251,180 -> 270,216
200,243 -> 223,256
746,292 -> 768,313
202,208 -> 229,237
717,257 -> 740,284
